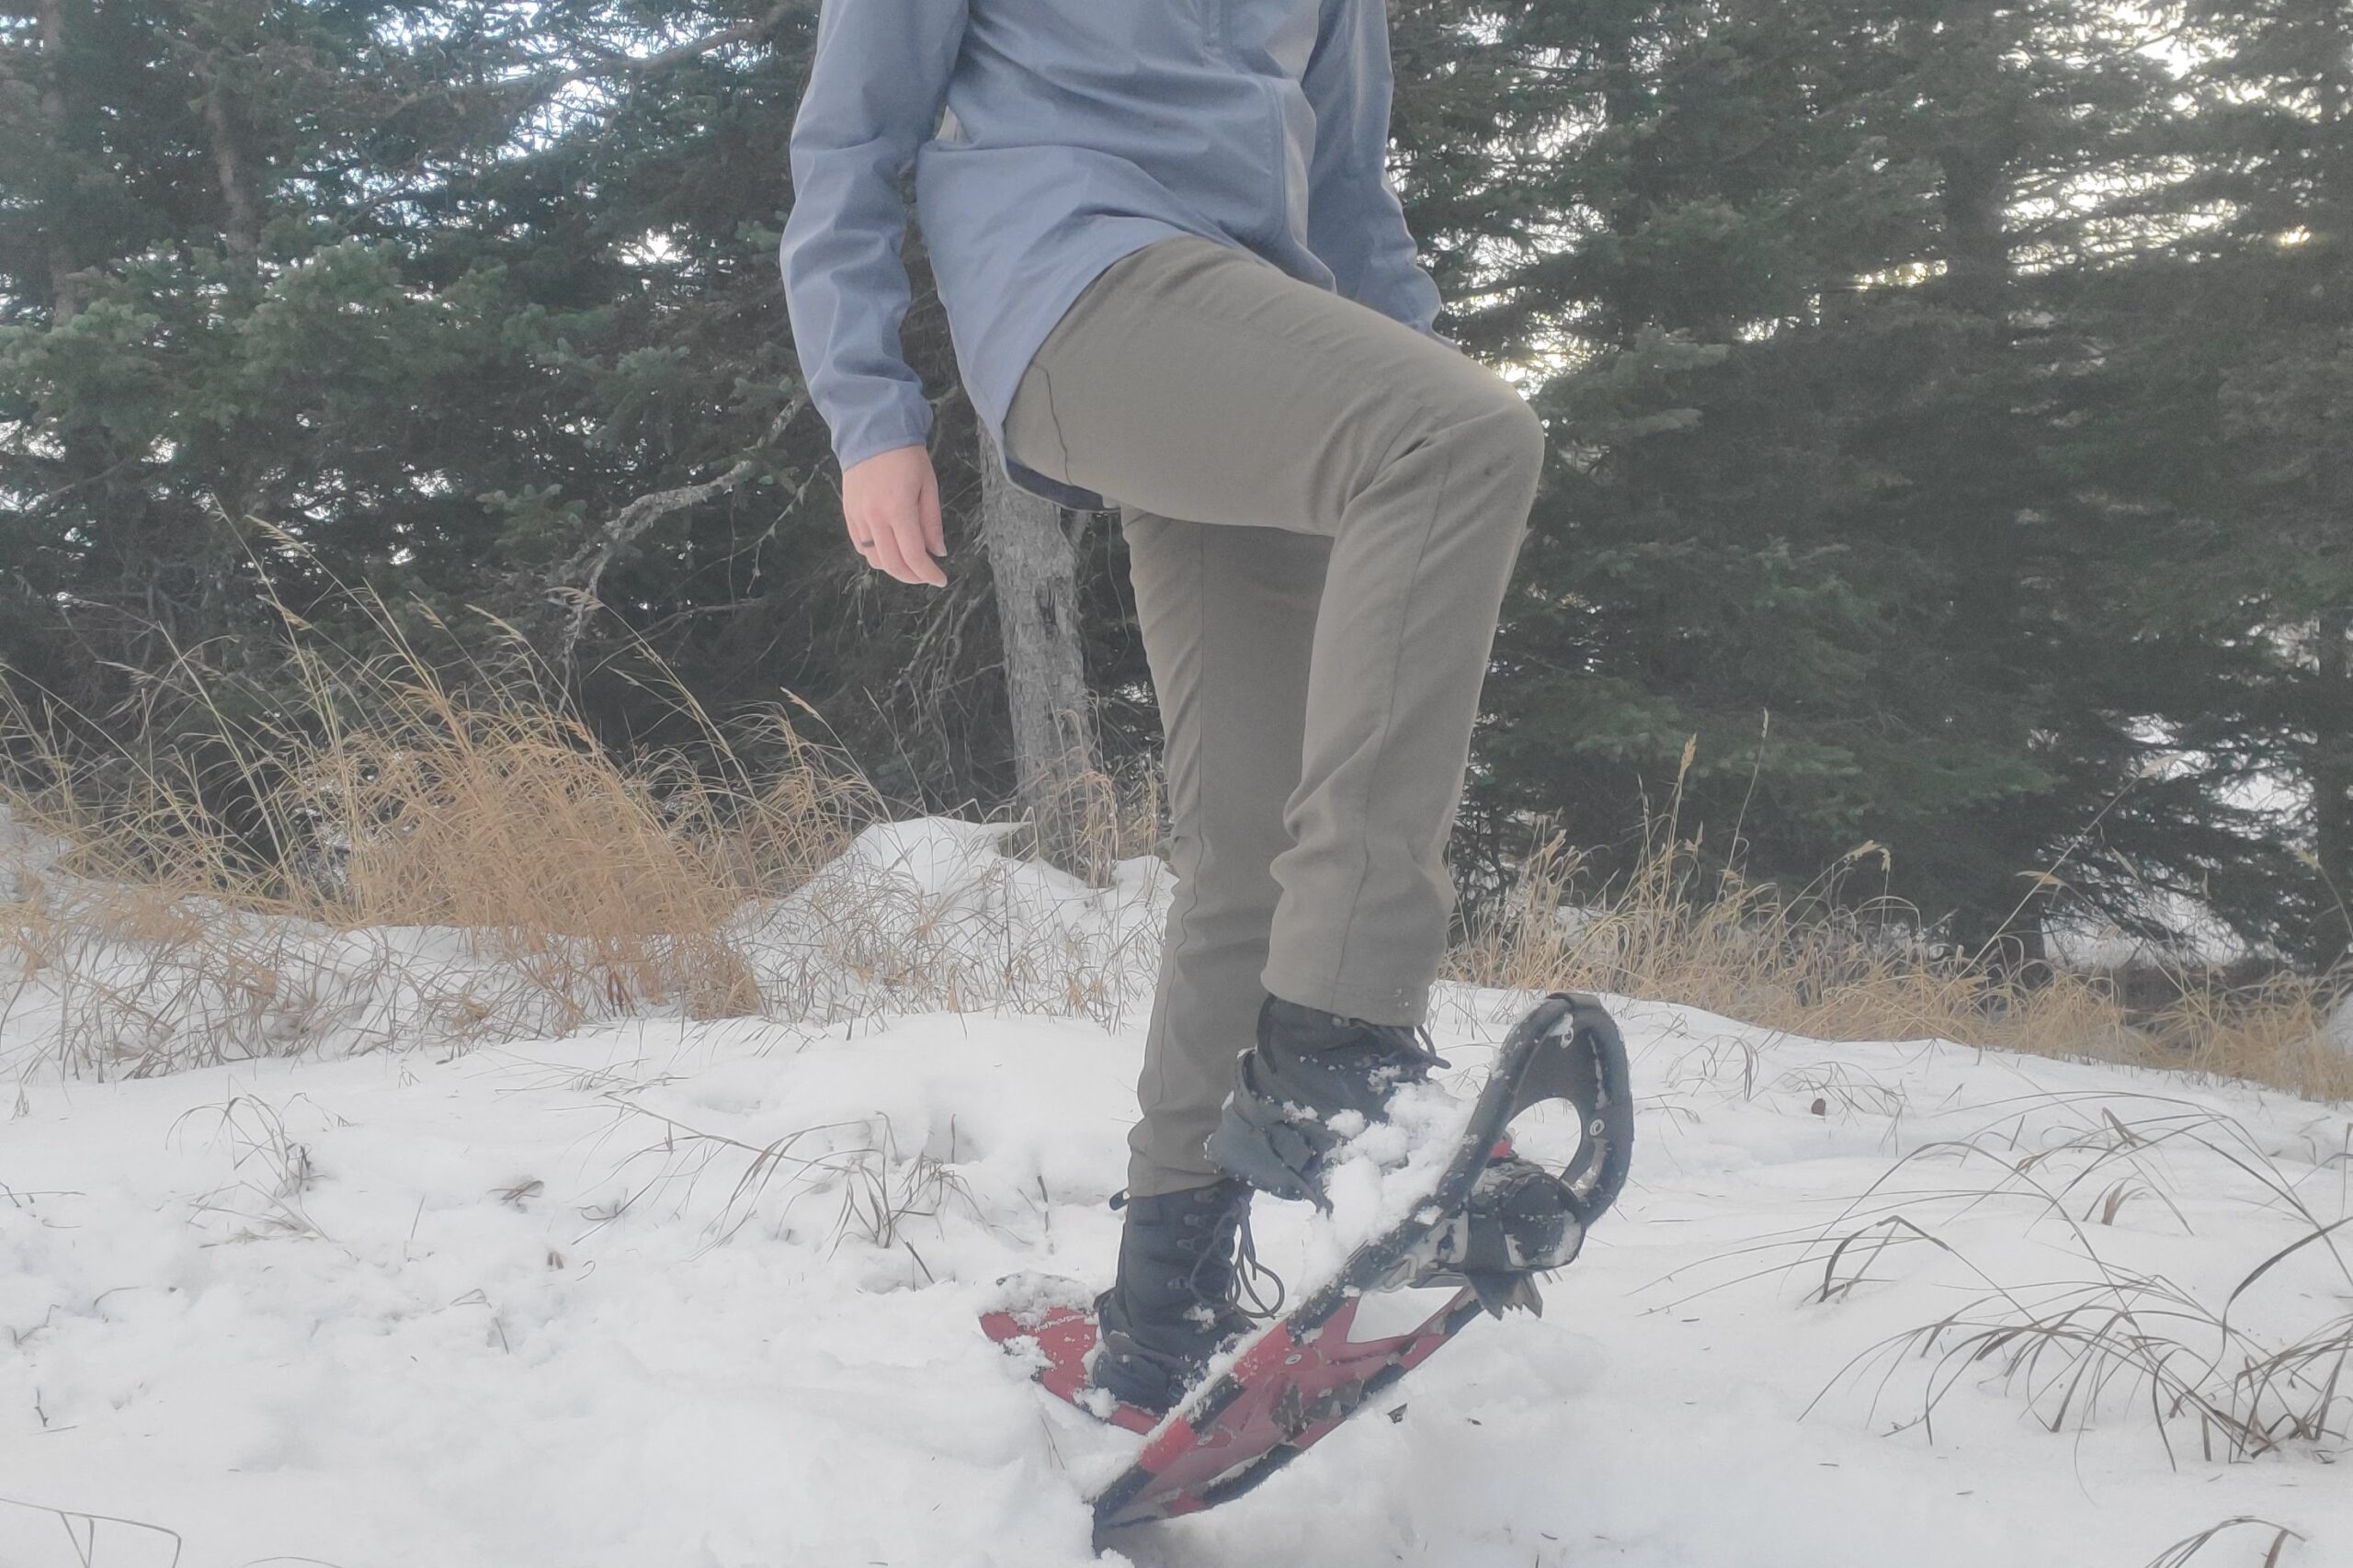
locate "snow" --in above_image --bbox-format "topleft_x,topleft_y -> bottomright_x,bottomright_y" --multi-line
0,801 -> 65,903
5,824 -> 2351,1566
2047,888 -> 2258,969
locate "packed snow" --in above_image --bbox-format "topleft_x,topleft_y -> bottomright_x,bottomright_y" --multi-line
4,821 -> 2349,1567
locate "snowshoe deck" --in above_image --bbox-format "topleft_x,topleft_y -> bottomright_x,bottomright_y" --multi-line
978,1298 -> 1158,1435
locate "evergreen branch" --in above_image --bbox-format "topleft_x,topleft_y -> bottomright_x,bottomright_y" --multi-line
577,2 -> 809,77
379,2 -> 812,125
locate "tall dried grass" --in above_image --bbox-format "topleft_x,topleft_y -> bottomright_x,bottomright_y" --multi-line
0,596 -> 879,1074
2,602 -> 2344,1101
1449,755 -> 2350,1104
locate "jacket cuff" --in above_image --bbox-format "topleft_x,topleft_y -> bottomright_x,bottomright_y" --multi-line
831,402 -> 934,473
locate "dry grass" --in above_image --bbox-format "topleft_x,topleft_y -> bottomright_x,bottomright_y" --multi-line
1449,757 -> 2350,1104
0,596 -> 881,1075
591,1096 -> 983,1278
2143,1517 -> 2302,1568
0,595 -> 1178,1077
2,603 -> 2344,1101
174,1092 -> 335,1243
0,1492 -> 187,1568
1770,1092 -> 2353,1470
1011,754 -> 1165,890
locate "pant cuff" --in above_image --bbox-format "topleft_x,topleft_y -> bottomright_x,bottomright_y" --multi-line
1258,957 -> 1432,1027
1124,1148 -> 1231,1199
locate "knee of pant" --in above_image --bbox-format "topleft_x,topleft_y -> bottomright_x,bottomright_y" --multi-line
1472,385 -> 1548,495
1499,392 -> 1548,486
1404,378 -> 1546,498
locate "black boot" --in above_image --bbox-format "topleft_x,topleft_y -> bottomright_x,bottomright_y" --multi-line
1206,996 -> 1449,1205
1092,1177 -> 1258,1415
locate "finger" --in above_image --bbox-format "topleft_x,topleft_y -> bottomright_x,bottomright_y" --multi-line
867,515 -> 920,583
895,509 -> 947,587
920,469 -> 946,561
845,501 -> 876,555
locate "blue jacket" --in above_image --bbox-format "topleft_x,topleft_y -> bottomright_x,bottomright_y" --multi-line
778,0 -> 1444,510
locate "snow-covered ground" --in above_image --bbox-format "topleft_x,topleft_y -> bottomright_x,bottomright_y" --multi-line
5,825 -> 2349,1566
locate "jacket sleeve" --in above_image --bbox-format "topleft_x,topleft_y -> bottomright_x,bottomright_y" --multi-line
778,0 -> 969,472
1302,0 -> 1445,339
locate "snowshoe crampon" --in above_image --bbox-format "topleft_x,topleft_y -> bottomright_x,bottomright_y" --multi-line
983,993 -> 1634,1541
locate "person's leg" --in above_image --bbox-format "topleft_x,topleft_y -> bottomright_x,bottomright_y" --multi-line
1005,235 -> 1542,1035
1119,506 -> 1328,1199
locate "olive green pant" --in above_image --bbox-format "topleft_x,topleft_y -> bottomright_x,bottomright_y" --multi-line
1004,235 -> 1544,1197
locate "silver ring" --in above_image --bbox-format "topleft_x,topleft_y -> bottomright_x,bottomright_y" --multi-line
854,538 -> 875,548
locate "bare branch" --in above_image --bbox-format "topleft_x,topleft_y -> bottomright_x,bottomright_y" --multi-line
550,398 -> 808,675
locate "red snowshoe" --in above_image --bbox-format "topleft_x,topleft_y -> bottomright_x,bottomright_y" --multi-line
981,993 -> 1634,1543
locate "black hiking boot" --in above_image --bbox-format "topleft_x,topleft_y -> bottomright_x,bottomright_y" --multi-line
1206,996 -> 1450,1206
1092,1177 -> 1262,1415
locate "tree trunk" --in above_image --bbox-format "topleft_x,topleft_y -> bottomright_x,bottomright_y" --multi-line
1934,0 -> 2012,327
200,77 -> 263,275
978,429 -> 1100,879
2306,0 -> 2350,970
34,0 -> 81,322
2316,604 -> 2352,970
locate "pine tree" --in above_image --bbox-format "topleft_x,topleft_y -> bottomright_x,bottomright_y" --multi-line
3,0 -> 2344,965
1464,0 -> 2211,951
2104,0 -> 2353,963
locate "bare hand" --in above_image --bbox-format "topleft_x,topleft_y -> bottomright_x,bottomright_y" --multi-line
841,445 -> 947,586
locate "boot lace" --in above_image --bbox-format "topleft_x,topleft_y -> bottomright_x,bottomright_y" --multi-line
1110,1186 -> 1288,1323
1362,1020 -> 1450,1075
1290,1009 -> 1451,1078
1215,1209 -> 1287,1322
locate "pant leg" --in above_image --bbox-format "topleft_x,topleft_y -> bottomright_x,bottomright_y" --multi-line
1004,235 -> 1543,1028
1120,507 -> 1328,1197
